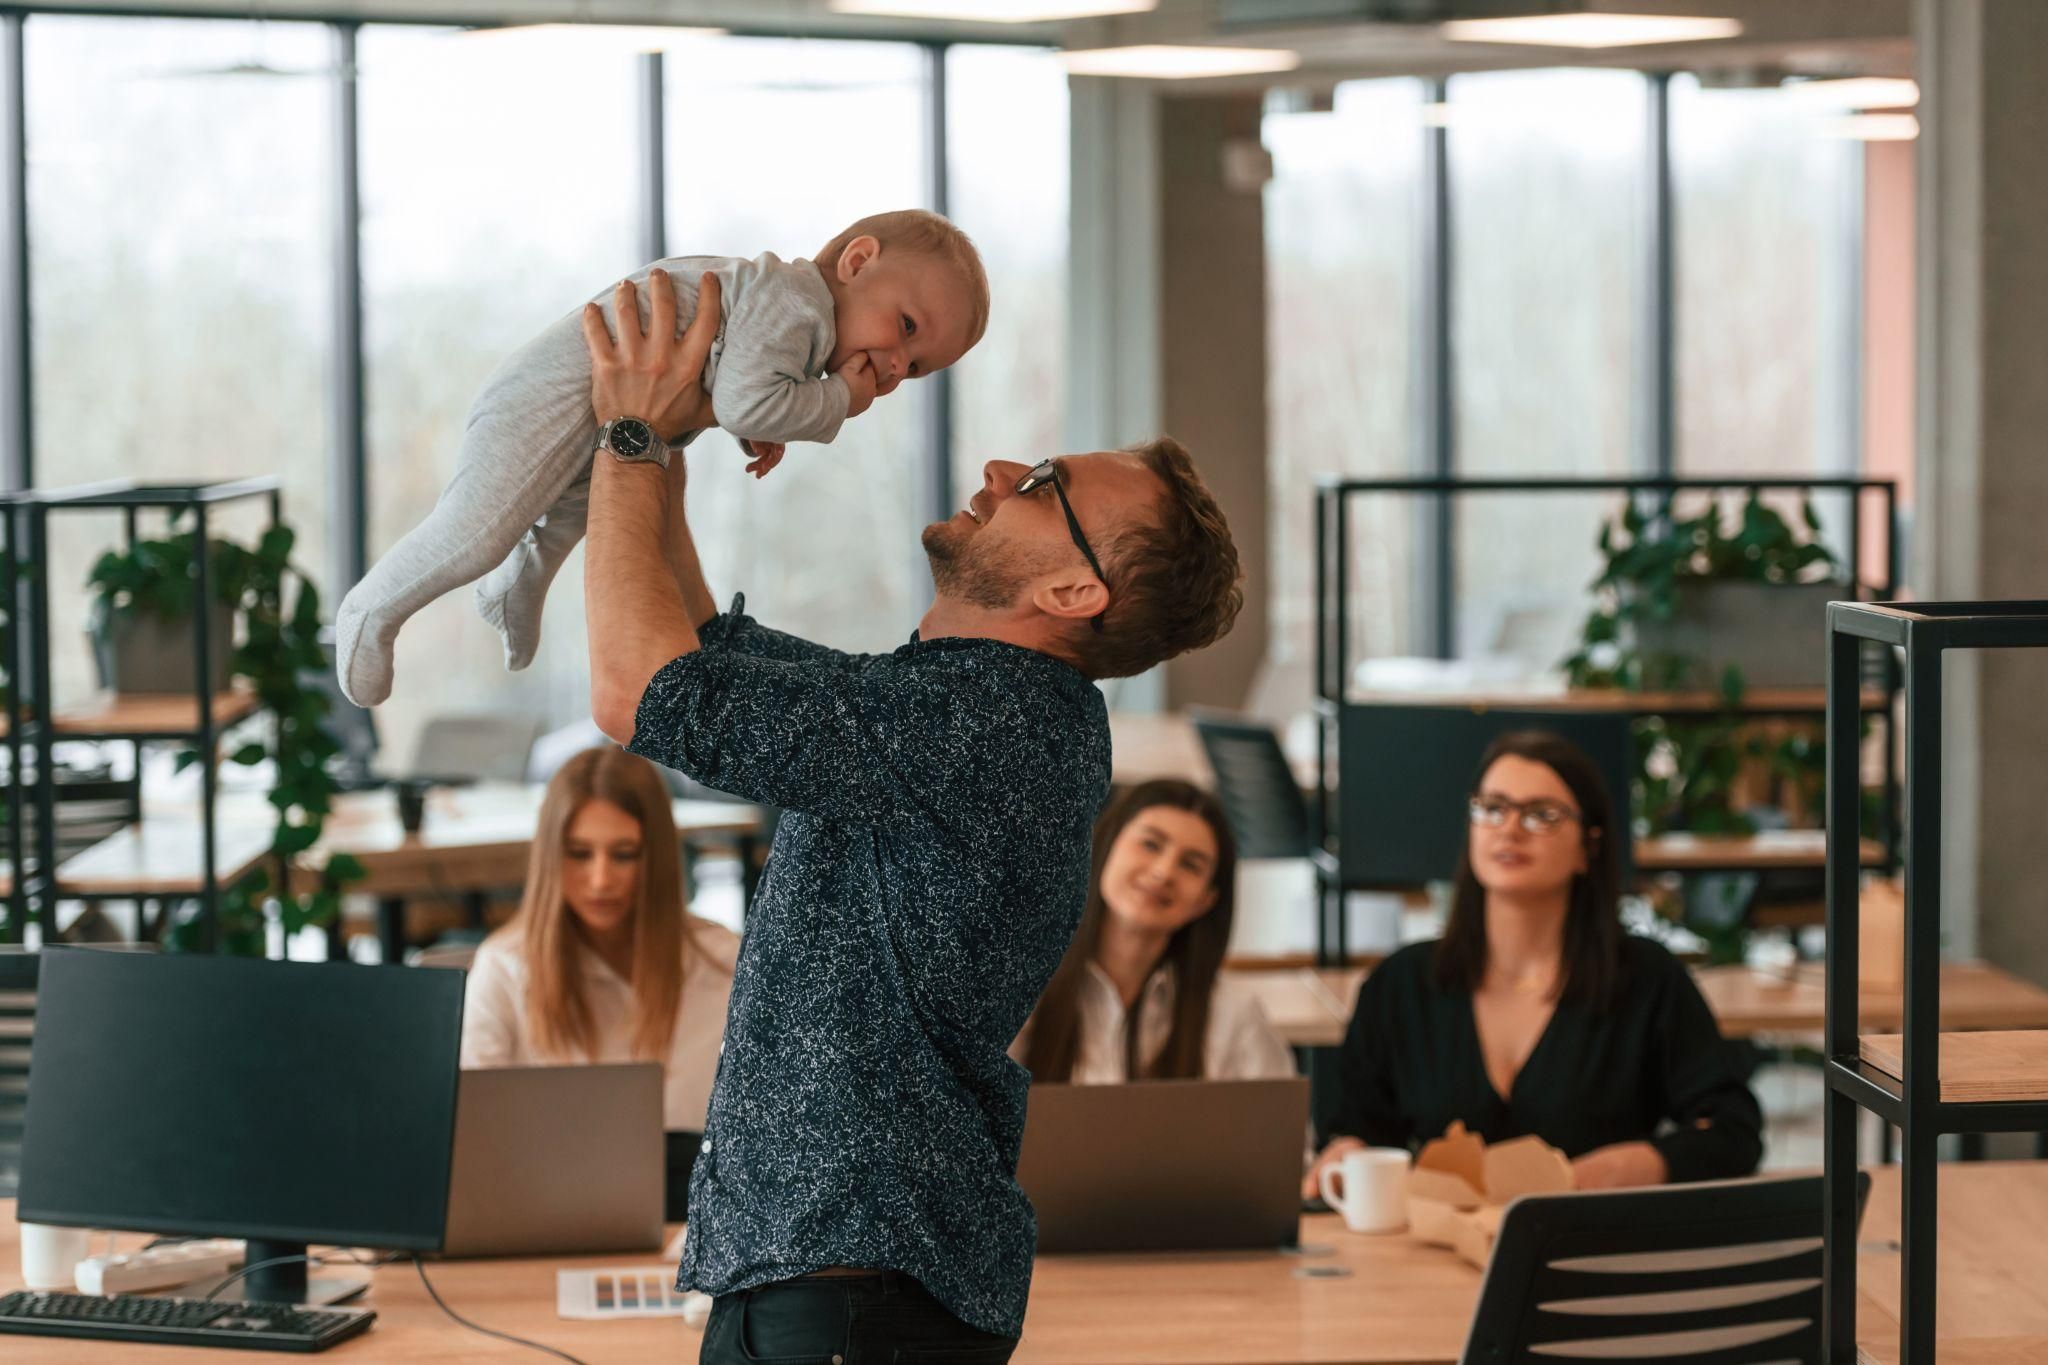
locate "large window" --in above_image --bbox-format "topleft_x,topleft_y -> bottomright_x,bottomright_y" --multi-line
664,37 -> 930,657
357,26 -> 639,761
947,46 -> 1069,505
1447,69 -> 1644,670
1263,79 -> 1424,681
1672,75 -> 1859,476
27,17 -> 331,705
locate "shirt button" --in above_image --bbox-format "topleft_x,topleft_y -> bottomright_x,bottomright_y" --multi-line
701,1139 -> 712,1155
832,1357 -> 844,1365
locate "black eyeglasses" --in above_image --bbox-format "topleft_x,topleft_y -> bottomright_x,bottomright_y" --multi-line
1468,794 -> 1583,837
1015,458 -> 1108,633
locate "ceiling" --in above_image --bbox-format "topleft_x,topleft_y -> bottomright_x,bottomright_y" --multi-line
26,0 -> 1913,91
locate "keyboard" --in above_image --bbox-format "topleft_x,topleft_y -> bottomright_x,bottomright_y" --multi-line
0,1289 -> 374,1352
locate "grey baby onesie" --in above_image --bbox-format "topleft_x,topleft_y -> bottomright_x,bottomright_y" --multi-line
334,251 -> 845,707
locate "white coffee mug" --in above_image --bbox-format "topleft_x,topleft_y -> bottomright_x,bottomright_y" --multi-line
1318,1147 -> 1410,1234
18,1221 -> 94,1291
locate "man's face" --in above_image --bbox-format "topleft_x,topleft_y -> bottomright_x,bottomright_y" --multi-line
921,451 -> 1160,617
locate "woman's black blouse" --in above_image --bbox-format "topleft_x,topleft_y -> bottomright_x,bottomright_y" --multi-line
1328,936 -> 1763,1182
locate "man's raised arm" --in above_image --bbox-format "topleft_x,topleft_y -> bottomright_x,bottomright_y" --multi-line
582,270 -> 724,744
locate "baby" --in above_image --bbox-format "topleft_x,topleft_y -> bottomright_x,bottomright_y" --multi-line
335,208 -> 990,707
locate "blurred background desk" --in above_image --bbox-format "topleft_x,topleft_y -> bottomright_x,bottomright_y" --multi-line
296,783 -> 766,963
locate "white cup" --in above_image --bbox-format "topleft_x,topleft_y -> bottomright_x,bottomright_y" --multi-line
1318,1147 -> 1410,1234
18,1222 -> 94,1291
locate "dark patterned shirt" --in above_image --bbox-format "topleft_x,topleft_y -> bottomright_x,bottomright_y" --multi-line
627,596 -> 1109,1338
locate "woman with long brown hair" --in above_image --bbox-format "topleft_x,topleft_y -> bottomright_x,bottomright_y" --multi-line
461,746 -> 738,1131
1303,730 -> 1761,1196
1019,779 -> 1293,1084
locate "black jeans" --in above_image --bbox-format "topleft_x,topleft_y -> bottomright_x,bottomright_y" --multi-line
697,1271 -> 1018,1365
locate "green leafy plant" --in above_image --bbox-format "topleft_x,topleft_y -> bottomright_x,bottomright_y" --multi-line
88,517 -> 362,955
1558,492 -> 1860,955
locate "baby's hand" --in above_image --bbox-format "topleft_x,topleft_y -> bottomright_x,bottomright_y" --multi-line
838,352 -> 879,419
741,440 -> 786,479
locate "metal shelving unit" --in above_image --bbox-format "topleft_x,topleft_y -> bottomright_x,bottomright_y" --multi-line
1311,474 -> 1902,965
7,477 -> 279,949
1822,599 -> 2048,1365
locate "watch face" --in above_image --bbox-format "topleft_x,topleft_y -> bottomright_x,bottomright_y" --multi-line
610,419 -> 654,458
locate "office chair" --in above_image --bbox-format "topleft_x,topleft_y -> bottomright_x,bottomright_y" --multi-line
409,713 -> 545,784
0,950 -> 31,1196
1191,713 -> 1313,859
1461,1172 -> 1869,1365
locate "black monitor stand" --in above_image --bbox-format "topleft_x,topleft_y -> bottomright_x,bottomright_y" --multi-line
216,1238 -> 369,1307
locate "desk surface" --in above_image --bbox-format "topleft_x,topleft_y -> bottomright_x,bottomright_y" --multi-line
1240,960 -> 2048,1049
296,784 -> 763,897
4,1165 -> 2040,1363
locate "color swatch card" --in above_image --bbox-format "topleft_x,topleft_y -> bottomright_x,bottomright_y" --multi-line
556,1267 -> 712,1324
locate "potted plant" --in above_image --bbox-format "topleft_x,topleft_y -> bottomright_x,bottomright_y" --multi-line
86,526 -> 242,696
1563,491 -> 1847,693
88,514 -> 361,954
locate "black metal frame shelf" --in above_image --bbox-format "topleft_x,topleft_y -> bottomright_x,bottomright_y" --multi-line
4,477 -> 279,949
1311,475 -> 1902,966
1820,598 -> 2048,1365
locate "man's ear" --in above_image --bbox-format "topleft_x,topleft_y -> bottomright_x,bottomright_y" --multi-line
836,235 -> 882,282
1031,570 -> 1108,625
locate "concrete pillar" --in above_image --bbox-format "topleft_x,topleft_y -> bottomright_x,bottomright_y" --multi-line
1067,82 -> 1271,712
1914,0 -> 2048,976
1158,93 -> 1270,711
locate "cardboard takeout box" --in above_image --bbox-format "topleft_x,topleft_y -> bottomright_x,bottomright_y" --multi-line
1407,1121 -> 1574,1268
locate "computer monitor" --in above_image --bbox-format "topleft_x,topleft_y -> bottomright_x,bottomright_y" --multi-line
1335,704 -> 1635,888
18,949 -> 465,1304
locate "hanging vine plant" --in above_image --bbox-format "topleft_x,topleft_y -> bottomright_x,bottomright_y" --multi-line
88,517 -> 362,955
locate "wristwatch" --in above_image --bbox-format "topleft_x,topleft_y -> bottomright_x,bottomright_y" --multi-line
595,416 -> 671,469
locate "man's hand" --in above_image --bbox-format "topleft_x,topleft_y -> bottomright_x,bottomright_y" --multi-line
837,352 -> 880,419
583,269 -> 722,442
741,440 -> 786,479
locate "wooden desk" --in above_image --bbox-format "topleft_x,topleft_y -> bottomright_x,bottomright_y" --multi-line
6,1167 -> 2042,1363
298,784 -> 766,962
52,807 -> 274,899
1244,961 -> 2048,1049
1230,967 -> 1364,1049
1857,1162 -> 2048,1353
0,689 -> 260,740
1695,961 -> 2048,1039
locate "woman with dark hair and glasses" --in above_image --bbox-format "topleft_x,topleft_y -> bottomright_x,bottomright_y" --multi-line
1017,780 -> 1294,1084
1303,730 -> 1761,1197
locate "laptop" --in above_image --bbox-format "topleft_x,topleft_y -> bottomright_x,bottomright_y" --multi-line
439,1063 -> 665,1258
1017,1078 -> 1309,1254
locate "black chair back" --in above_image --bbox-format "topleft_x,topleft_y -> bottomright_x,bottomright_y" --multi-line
1191,713 -> 1312,859
1462,1173 -> 1869,1365
0,949 -> 36,1195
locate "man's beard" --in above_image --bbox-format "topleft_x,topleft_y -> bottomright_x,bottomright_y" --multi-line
922,521 -> 1045,613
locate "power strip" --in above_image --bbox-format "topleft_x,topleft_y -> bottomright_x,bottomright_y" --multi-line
74,1240 -> 245,1296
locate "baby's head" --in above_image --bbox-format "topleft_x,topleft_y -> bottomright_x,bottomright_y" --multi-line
816,209 -> 990,397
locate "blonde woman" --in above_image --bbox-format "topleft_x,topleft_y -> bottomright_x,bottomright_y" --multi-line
461,746 -> 738,1132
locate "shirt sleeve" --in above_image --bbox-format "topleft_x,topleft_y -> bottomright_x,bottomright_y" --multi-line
1325,967 -> 1413,1149
709,272 -> 850,446
459,946 -> 523,1069
1646,956 -> 1765,1182
705,596 -> 870,672
627,632 -> 1036,837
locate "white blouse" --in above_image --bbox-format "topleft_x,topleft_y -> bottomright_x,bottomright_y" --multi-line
459,916 -> 740,1130
1016,961 -> 1297,1085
